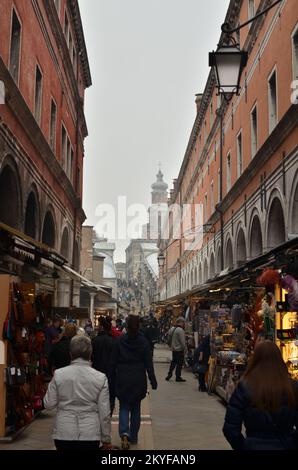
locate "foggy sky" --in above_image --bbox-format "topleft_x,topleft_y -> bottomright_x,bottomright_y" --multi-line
79,0 -> 230,262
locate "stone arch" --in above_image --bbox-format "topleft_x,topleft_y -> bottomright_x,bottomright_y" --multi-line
203,258 -> 208,283
236,225 -> 247,266
249,211 -> 263,258
24,187 -> 40,239
209,252 -> 215,279
225,236 -> 234,270
266,196 -> 286,250
61,226 -> 70,261
0,159 -> 22,229
198,263 -> 203,285
216,244 -> 222,273
289,171 -> 298,235
42,209 -> 56,248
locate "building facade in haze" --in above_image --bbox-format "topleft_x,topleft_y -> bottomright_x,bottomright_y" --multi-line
159,0 -> 298,300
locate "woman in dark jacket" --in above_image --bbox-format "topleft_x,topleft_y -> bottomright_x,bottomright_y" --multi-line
92,316 -> 117,415
223,340 -> 298,450
110,315 -> 158,450
48,323 -> 77,371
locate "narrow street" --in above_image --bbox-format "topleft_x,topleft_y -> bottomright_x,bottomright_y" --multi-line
0,346 -> 229,451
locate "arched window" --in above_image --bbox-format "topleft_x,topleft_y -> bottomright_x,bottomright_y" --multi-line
236,228 -> 246,266
267,198 -> 286,249
210,253 -> 215,279
61,227 -> 70,260
203,259 -> 208,283
250,215 -> 263,258
0,165 -> 21,229
42,211 -> 56,248
225,238 -> 233,270
25,192 -> 38,239
291,180 -> 298,234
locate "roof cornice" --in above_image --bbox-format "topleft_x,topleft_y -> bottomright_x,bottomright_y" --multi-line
68,0 -> 92,88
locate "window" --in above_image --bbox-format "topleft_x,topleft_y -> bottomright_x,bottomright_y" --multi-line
248,0 -> 255,21
69,33 -> 73,62
34,65 -> 43,125
9,10 -> 21,83
50,99 -> 57,152
218,169 -> 221,203
211,181 -> 214,214
61,125 -> 67,169
204,120 -> 207,143
73,47 -> 77,72
54,0 -> 60,14
236,23 -> 240,45
210,100 -> 214,127
251,105 -> 258,158
64,12 -> 69,46
236,131 -> 243,177
268,70 -> 277,133
66,138 -> 71,177
227,153 -> 231,191
292,25 -> 298,80
70,148 -> 74,183
204,193 -> 208,222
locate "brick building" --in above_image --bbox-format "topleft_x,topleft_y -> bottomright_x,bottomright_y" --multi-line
159,0 -> 298,301
0,0 -> 91,306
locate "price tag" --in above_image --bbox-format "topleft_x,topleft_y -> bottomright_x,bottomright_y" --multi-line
22,328 -> 26,338
36,316 -> 40,323
17,369 -> 21,376
11,367 -> 16,375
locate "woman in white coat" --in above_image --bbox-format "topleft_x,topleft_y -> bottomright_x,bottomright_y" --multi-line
44,335 -> 112,451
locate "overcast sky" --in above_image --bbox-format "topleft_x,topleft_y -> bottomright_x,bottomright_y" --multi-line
79,0 -> 230,262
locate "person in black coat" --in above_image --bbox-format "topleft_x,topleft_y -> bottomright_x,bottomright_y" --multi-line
48,323 -> 77,371
195,334 -> 210,392
223,340 -> 298,450
92,316 -> 117,415
110,315 -> 158,450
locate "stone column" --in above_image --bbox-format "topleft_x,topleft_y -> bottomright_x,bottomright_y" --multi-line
90,292 -> 96,324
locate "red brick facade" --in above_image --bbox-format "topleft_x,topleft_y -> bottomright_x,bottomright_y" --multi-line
159,0 -> 298,300
0,0 -> 91,270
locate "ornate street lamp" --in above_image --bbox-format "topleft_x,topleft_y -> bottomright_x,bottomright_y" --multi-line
157,251 -> 166,271
209,0 -> 282,101
209,34 -> 248,101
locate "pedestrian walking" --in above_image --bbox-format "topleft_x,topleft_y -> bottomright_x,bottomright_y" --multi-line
48,322 -> 77,371
110,315 -> 158,450
44,335 -> 112,451
92,316 -> 117,414
223,341 -> 298,450
196,334 -> 211,392
165,317 -> 187,382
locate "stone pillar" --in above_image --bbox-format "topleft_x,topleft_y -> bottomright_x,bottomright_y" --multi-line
90,292 -> 96,324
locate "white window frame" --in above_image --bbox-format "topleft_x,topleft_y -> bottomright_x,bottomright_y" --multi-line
248,0 -> 255,23
250,103 -> 258,159
291,23 -> 298,81
236,130 -> 243,178
9,7 -> 22,86
268,66 -> 278,134
226,152 -> 231,192
49,97 -> 57,153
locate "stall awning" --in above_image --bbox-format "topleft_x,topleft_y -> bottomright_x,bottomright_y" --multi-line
61,265 -> 112,296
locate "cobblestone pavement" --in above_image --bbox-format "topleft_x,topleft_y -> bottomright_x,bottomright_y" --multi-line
0,345 -> 230,450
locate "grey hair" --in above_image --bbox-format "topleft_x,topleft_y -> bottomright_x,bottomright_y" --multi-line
70,335 -> 92,360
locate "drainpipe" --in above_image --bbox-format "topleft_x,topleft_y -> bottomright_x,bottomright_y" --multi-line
216,107 -> 224,272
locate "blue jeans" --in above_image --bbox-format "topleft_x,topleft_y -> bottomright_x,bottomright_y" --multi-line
119,401 -> 141,443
